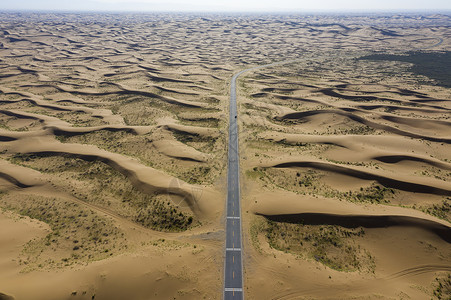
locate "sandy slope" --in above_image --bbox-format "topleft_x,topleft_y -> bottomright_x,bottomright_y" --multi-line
0,12 -> 450,300
239,46 -> 451,298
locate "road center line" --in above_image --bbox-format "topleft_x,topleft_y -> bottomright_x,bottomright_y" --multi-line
225,288 -> 243,292
224,62 -> 299,300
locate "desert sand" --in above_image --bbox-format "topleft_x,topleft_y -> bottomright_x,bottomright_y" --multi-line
0,12 -> 450,299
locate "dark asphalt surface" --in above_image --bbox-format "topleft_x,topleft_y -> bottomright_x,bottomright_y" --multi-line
224,70 -> 245,300
223,61 -> 299,300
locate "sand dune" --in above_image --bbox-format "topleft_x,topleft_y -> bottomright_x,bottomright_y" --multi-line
47,124 -> 153,136
0,109 -> 70,127
153,139 -> 210,162
251,87 -> 451,136
1,12 -> 450,300
0,159 -> 43,188
0,98 -> 125,124
25,82 -> 207,108
267,159 -> 451,196
280,109 -> 451,143
261,213 -> 451,242
160,119 -> 219,138
260,132 -> 451,169
4,137 -> 217,216
373,154 -> 451,170
238,35 -> 450,298
255,83 -> 451,111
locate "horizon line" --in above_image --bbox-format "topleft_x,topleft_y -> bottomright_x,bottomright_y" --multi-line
1,8 -> 451,14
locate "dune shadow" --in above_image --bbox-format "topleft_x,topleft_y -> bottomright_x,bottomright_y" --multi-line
259,213 -> 451,243
272,161 -> 451,196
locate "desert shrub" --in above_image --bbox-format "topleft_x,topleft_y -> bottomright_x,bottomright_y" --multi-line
423,199 -> 450,222
264,220 -> 374,272
433,273 -> 451,299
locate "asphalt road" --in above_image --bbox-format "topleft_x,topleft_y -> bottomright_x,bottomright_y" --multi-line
224,70 -> 245,300
223,61 -> 299,300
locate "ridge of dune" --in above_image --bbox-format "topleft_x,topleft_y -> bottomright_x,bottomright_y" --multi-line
280,109 -> 451,143
46,124 -> 153,136
264,159 -> 451,196
158,117 -> 220,138
244,99 -> 297,117
251,190 -> 451,242
13,82 -> 207,109
259,131 -> 451,170
0,98 -> 125,125
258,83 -> 450,112
97,80 -> 203,97
262,213 -> 451,243
0,108 -> 217,138
0,159 -> 44,188
262,90 -> 450,112
152,139 -> 210,162
0,109 -> 70,127
3,137 -> 218,217
320,88 -> 451,108
250,88 -> 451,139
0,160 -> 176,238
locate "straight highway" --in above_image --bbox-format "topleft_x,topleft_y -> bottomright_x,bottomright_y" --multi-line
223,69 -> 245,300
223,60 -> 298,300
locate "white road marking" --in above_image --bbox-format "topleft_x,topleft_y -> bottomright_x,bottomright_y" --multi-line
225,288 -> 243,292
226,248 -> 241,251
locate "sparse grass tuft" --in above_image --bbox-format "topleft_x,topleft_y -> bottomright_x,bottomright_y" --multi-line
0,194 -> 126,271
433,273 -> 451,299
263,220 -> 375,273
348,184 -> 394,204
8,154 -> 195,232
422,199 -> 450,222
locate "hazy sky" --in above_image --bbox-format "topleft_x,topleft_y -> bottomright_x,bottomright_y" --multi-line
1,0 -> 450,12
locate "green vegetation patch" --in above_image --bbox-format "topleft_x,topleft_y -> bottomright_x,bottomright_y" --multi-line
179,166 -> 212,185
178,117 -> 220,128
264,220 -> 375,273
54,130 -> 157,167
433,273 -> 451,300
0,194 -> 126,271
422,199 -> 450,222
173,130 -> 215,144
54,128 -> 221,186
173,131 -> 218,153
360,51 -> 451,88
347,184 -> 394,204
263,167 -> 323,192
259,166 -> 394,204
134,196 -> 193,231
9,154 -> 194,232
